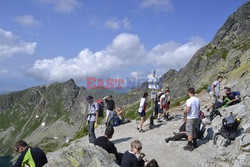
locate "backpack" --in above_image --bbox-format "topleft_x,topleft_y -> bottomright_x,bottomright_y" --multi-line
156,92 -> 164,102
209,110 -> 222,121
196,121 -> 206,139
221,116 -> 239,134
95,100 -> 104,117
199,110 -> 205,119
108,113 -> 120,126
213,115 -> 241,147
206,85 -> 212,93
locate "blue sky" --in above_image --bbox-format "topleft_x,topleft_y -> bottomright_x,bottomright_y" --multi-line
0,0 -> 247,92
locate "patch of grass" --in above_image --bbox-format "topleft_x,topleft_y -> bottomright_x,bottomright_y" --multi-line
221,48 -> 228,59
40,142 -> 59,153
72,125 -> 88,141
196,84 -> 208,94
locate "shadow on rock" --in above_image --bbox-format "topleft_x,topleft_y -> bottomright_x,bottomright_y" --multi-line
112,137 -> 133,144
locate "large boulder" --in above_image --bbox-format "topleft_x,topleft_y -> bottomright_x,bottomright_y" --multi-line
44,142 -> 119,167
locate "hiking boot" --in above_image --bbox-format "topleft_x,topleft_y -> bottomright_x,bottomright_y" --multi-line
139,129 -> 145,133
157,119 -> 162,123
193,140 -> 198,148
165,138 -> 171,143
183,144 -> 194,151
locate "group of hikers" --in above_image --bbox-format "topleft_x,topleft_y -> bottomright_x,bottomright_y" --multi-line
13,76 -> 242,167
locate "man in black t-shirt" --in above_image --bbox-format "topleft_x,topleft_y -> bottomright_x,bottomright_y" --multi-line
103,95 -> 115,125
94,126 -> 122,165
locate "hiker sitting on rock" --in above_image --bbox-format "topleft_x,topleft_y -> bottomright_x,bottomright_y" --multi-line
222,87 -> 241,107
121,140 -> 145,167
94,126 -> 123,165
116,107 -> 131,125
14,140 -> 48,167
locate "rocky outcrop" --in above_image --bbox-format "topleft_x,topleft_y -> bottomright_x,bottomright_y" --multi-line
44,142 -> 119,167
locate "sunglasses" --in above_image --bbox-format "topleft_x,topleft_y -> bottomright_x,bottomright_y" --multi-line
136,147 -> 142,151
15,147 -> 20,152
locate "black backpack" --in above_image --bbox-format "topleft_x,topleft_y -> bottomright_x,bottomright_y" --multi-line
213,114 -> 241,147
195,121 -> 206,139
156,93 -> 164,102
209,110 -> 222,121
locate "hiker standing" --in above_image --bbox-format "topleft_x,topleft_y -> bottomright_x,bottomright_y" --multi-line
162,89 -> 171,119
86,95 -> 98,143
183,88 -> 200,151
103,95 -> 115,126
137,93 -> 148,133
209,76 -> 223,107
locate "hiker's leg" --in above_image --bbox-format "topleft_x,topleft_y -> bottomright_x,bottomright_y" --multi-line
88,121 -> 96,143
172,133 -> 187,141
185,119 -> 194,146
106,110 -> 110,122
139,116 -> 145,129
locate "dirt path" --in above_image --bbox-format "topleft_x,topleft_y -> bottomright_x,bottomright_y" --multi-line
86,112 -> 216,167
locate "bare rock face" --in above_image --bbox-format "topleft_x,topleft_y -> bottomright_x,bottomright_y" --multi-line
160,2 -> 250,101
44,142 -> 119,167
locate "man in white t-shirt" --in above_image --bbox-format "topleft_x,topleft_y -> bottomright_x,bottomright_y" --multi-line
183,88 -> 200,151
86,95 -> 99,143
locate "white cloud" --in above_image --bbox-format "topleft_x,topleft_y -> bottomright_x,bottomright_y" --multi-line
105,20 -> 120,30
37,0 -> 80,14
0,28 -> 37,60
139,0 -> 173,12
0,67 -> 8,74
26,33 -> 145,82
105,17 -> 132,30
25,33 -> 205,83
15,15 -> 41,27
148,37 -> 206,69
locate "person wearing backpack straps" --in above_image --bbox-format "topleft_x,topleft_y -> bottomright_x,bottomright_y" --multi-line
86,95 -> 99,143
208,76 -> 223,108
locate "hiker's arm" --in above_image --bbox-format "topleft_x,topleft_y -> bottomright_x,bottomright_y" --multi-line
167,95 -> 171,103
211,84 -> 215,95
229,95 -> 239,103
95,103 -> 99,122
103,96 -> 109,100
160,96 -> 163,108
185,106 -> 191,113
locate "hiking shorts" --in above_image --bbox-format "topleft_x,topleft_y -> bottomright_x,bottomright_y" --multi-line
186,118 -> 200,137
163,101 -> 170,110
158,107 -> 163,113
138,110 -> 146,117
208,94 -> 218,105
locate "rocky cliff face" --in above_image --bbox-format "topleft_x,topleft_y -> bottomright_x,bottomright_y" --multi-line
160,2 -> 250,101
0,79 -> 87,155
